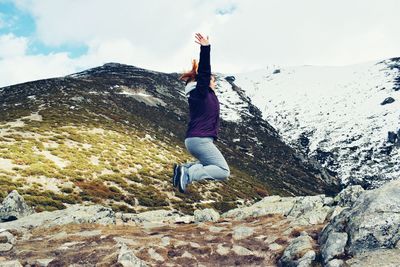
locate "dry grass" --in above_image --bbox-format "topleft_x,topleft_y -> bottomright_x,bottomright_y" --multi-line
0,211 -> 328,266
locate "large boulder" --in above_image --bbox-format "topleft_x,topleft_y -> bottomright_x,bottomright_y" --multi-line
194,208 -> 220,223
319,178 -> 400,263
0,229 -> 16,252
333,185 -> 365,207
278,233 -> 316,267
120,209 -> 193,225
222,196 -> 297,220
0,190 -> 35,222
0,204 -> 115,231
320,232 -> 348,264
117,242 -> 148,267
232,226 -> 255,240
0,260 -> 23,267
345,248 -> 400,266
287,195 -> 334,225
222,194 -> 335,226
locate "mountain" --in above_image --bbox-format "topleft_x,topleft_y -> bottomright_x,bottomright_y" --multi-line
232,57 -> 400,189
0,63 -> 340,214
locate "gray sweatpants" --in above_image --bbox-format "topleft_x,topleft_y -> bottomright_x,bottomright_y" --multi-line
184,137 -> 230,183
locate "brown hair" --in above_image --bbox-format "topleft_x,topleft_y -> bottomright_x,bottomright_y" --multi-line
179,59 -> 198,85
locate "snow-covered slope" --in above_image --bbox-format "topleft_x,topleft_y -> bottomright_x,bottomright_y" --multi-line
215,76 -> 246,122
232,58 -> 400,188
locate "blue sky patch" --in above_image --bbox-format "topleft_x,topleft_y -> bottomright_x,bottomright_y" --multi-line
27,40 -> 88,58
0,1 -> 87,58
0,1 -> 35,36
215,4 -> 237,16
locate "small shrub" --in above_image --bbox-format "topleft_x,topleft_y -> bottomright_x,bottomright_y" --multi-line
60,187 -> 74,194
109,186 -> 121,193
212,201 -> 237,213
75,179 -> 122,201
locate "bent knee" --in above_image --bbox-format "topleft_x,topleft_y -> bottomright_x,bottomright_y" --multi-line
221,167 -> 230,180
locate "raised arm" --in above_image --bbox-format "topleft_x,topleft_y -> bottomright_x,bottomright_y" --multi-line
194,33 -> 211,96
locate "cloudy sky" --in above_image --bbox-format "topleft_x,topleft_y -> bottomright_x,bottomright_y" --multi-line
0,0 -> 399,87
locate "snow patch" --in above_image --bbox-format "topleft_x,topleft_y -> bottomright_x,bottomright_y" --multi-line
216,78 -> 247,122
115,85 -> 166,107
234,60 -> 400,186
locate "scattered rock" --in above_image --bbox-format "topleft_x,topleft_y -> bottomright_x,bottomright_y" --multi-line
141,221 -> 166,230
0,204 -> 115,231
320,232 -> 348,263
263,235 -> 278,243
0,260 -> 23,267
160,236 -> 170,246
148,247 -> 164,262
58,241 -> 85,250
333,185 -> 365,207
0,231 -> 15,245
380,97 -> 395,105
327,206 -> 347,221
121,210 -> 171,223
216,244 -> 230,256
174,240 -> 189,247
189,242 -> 200,248
26,258 -> 54,267
0,243 -> 13,252
387,131 -> 398,144
222,195 -> 297,220
117,242 -> 148,267
121,209 -> 191,225
323,197 -> 335,206
114,237 -> 138,246
278,234 -> 316,267
287,195 -> 332,225
209,226 -> 224,233
173,215 -> 194,224
326,258 -> 344,267
181,251 -> 194,258
0,190 -> 35,222
222,194 -> 334,225
345,248 -> 400,267
0,230 -> 16,252
49,231 -> 68,240
233,226 -> 254,240
268,242 -> 283,251
319,178 -> 400,261
3,181 -> 398,266
72,229 -> 102,237
193,208 -> 220,223
232,245 -> 253,256
273,69 -> 281,74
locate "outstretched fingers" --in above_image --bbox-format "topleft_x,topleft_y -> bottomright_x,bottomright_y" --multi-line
195,33 -> 203,43
194,33 -> 210,46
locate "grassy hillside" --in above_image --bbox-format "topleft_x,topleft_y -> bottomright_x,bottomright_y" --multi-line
0,104 -> 269,214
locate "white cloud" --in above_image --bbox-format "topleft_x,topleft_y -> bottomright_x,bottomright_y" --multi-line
0,33 -> 76,87
1,0 -> 400,87
210,0 -> 400,70
0,52 -> 76,87
0,33 -> 28,58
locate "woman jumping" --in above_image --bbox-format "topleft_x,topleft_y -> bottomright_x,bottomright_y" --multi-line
172,33 -> 230,193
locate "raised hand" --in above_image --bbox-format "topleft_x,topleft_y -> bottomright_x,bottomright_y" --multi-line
195,33 -> 210,46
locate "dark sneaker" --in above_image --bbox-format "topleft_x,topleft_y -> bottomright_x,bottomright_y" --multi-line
178,165 -> 190,193
172,163 -> 181,187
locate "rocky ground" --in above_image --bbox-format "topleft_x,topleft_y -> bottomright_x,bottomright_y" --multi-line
0,212 -> 323,266
0,178 -> 399,267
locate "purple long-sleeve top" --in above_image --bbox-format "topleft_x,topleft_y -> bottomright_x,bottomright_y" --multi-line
185,45 -> 220,141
